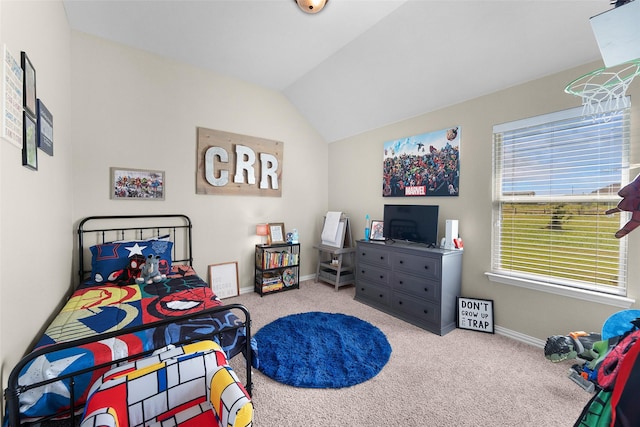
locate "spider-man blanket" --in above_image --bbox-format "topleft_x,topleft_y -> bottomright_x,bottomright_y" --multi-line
15,265 -> 252,422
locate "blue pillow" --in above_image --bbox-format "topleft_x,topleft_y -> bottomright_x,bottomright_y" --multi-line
90,239 -> 173,284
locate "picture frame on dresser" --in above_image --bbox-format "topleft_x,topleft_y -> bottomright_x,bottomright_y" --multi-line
370,220 -> 385,241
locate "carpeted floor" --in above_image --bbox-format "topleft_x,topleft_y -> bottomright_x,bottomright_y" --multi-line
226,280 -> 593,426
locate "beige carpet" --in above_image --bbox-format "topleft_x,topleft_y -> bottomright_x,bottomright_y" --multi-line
226,280 -> 592,426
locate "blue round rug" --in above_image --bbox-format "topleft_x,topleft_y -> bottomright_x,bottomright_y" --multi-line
254,312 -> 392,388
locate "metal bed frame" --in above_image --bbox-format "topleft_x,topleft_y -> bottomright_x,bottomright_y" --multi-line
4,214 -> 253,426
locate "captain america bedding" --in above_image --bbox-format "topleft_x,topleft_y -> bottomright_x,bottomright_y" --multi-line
5,216 -> 254,426
13,265 -> 248,423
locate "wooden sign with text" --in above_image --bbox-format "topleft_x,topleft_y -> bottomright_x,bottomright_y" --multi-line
196,127 -> 283,196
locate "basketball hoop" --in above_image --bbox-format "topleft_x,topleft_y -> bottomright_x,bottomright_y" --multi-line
565,58 -> 640,121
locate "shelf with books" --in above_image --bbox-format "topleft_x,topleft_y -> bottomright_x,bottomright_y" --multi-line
254,243 -> 300,296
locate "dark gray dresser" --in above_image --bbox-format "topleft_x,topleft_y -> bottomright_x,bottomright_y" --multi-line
354,240 -> 463,336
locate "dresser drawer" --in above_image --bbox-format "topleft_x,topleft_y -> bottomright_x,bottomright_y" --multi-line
357,245 -> 391,267
392,272 -> 441,303
356,264 -> 389,286
354,240 -> 462,336
391,292 -> 440,326
392,252 -> 440,280
356,281 -> 390,307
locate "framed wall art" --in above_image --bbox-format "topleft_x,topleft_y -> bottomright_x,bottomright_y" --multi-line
2,44 -> 23,148
208,261 -> 239,299
268,223 -> 285,244
383,126 -> 460,197
21,51 -> 36,117
457,297 -> 494,334
22,111 -> 37,170
36,99 -> 53,156
110,167 -> 165,200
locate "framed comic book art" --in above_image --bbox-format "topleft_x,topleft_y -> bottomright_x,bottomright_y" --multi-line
110,167 -> 165,200
370,220 -> 385,241
383,126 -> 460,197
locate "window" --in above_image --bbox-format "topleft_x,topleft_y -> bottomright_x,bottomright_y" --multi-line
491,105 -> 630,299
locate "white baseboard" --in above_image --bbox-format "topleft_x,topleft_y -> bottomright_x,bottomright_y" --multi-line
495,325 -> 545,348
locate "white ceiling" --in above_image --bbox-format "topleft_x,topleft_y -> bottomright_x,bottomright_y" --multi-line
62,0 -> 612,142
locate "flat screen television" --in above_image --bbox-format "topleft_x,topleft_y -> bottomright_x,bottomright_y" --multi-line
383,204 -> 439,246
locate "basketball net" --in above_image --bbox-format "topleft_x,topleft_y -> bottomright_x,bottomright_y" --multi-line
565,59 -> 640,122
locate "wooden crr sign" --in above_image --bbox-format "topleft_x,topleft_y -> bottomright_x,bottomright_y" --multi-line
196,127 -> 283,196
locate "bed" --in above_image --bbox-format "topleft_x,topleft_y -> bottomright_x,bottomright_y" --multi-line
3,214 -> 255,426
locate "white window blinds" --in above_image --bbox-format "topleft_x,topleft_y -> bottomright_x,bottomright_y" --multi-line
492,105 -> 630,296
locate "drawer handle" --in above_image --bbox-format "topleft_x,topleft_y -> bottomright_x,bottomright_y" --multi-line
424,288 -> 428,292
379,275 -> 384,279
423,309 -> 428,314
361,252 -> 366,256
424,265 -> 429,270
399,280 -> 403,285
360,287 -> 365,291
398,301 -> 403,305
380,256 -> 384,260
399,260 -> 404,264
379,294 -> 384,298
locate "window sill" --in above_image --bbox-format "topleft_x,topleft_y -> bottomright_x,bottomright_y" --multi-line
485,272 -> 635,309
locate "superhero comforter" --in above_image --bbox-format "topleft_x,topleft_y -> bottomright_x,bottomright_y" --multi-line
14,265 -> 251,422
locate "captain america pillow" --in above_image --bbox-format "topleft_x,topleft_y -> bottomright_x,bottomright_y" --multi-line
89,239 -> 173,284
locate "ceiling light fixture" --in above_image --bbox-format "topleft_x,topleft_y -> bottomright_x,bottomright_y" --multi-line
294,0 -> 328,14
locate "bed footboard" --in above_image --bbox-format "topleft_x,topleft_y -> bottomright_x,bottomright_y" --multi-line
4,304 -> 253,427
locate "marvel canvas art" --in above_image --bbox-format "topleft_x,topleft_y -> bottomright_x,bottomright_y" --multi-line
383,126 -> 460,197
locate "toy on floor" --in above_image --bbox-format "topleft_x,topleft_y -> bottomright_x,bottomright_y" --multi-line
544,331 -> 603,363
544,310 -> 640,427
568,364 -> 596,393
544,331 -> 614,392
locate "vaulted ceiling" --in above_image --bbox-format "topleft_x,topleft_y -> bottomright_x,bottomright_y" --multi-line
62,0 -> 610,142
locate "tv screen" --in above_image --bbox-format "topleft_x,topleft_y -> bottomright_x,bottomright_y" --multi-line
383,204 -> 439,246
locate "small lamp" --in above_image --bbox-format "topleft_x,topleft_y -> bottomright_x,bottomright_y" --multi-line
294,0 -> 328,14
256,223 -> 270,245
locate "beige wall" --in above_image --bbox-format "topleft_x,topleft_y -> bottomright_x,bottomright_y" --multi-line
0,0 -> 73,397
0,2 -> 329,398
329,63 -> 640,341
69,32 -> 329,286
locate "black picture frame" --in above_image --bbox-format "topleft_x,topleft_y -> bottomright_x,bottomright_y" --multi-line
36,99 -> 53,156
456,297 -> 494,334
22,111 -> 37,170
21,52 -> 36,117
370,220 -> 385,240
